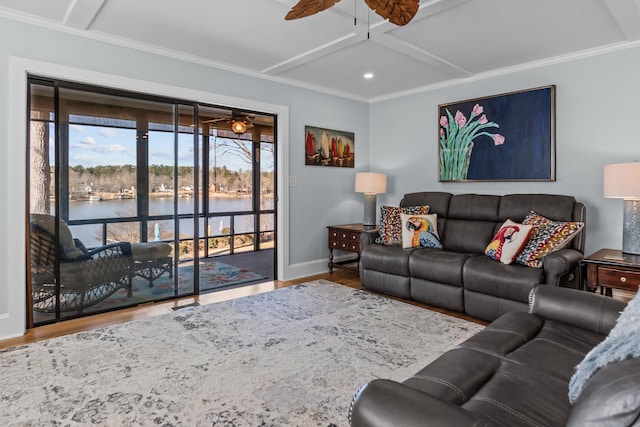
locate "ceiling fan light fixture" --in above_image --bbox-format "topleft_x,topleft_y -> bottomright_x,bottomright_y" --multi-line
231,120 -> 248,135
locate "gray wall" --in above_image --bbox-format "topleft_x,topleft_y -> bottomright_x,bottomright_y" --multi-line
0,17 -> 369,338
1,14 -> 639,339
370,45 -> 640,256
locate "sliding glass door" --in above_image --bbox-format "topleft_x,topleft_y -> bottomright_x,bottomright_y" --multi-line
27,78 -> 276,327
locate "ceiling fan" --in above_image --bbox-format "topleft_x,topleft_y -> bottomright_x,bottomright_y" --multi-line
202,111 -> 256,135
285,0 -> 420,26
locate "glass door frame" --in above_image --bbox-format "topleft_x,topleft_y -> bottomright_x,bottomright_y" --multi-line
27,76 -> 277,327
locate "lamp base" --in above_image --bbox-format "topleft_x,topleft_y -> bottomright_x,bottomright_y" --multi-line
363,193 -> 377,227
622,199 -> 640,255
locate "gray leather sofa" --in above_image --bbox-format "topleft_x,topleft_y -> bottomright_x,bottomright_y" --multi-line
359,192 -> 586,321
349,286 -> 640,427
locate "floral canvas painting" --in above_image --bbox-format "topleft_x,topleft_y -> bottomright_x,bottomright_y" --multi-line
305,125 -> 355,168
438,86 -> 555,181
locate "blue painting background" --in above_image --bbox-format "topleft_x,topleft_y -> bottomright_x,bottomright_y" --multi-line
439,87 -> 554,180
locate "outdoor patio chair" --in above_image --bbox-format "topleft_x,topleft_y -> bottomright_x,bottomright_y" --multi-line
29,213 -> 134,314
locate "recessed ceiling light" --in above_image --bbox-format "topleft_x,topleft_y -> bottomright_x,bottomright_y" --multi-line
363,72 -> 374,79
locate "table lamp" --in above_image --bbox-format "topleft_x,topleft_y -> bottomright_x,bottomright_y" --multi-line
355,172 -> 386,226
604,162 -> 640,255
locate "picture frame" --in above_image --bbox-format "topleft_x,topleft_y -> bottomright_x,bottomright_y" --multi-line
438,85 -> 555,182
304,125 -> 355,168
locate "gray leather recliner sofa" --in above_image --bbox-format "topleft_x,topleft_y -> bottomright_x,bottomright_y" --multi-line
349,285 -> 640,427
359,192 -> 586,321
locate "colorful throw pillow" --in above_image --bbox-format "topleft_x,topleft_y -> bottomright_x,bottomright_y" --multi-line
485,219 -> 533,265
400,213 -> 442,249
377,205 -> 430,245
515,211 -> 585,268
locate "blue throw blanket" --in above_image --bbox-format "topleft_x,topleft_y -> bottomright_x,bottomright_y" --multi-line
568,290 -> 640,403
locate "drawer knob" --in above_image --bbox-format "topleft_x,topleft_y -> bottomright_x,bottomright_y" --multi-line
620,276 -> 627,283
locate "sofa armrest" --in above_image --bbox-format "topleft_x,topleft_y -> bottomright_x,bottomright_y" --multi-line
543,248 -> 583,287
350,379 -> 490,427
529,285 -> 626,335
360,229 -> 379,247
567,358 -> 640,427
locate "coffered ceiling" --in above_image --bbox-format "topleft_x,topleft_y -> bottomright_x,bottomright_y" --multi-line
1,0 -> 639,101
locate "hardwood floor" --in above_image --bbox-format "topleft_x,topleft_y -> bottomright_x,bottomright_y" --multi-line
0,270 -> 486,351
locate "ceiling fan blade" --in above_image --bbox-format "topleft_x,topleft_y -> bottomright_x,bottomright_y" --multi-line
364,0 -> 419,26
285,0 -> 342,20
202,117 -> 228,124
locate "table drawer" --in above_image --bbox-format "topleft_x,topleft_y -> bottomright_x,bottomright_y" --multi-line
343,231 -> 360,242
338,238 -> 360,253
598,266 -> 640,291
329,230 -> 360,251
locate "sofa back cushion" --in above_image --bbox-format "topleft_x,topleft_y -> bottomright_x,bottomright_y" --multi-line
401,192 -> 451,241
498,194 -> 576,222
399,192 -> 585,255
499,194 -> 586,252
444,195 -> 500,253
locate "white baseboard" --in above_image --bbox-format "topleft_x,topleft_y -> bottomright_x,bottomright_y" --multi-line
284,254 -> 357,281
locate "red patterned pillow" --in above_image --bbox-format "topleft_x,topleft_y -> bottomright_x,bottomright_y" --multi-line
485,219 -> 533,264
515,211 -> 584,268
376,205 -> 430,245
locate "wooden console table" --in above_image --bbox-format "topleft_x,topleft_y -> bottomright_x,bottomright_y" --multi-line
327,223 -> 378,273
582,248 -> 640,295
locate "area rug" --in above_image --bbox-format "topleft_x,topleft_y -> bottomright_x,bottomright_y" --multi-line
87,261 -> 267,312
1,281 -> 484,426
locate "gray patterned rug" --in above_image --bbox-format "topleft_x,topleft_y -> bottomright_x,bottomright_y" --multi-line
1,280 -> 483,426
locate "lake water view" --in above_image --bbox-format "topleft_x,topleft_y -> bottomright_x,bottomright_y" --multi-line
53,196 -> 275,247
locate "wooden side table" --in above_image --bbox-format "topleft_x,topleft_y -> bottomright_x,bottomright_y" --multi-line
582,248 -> 640,296
327,223 -> 378,273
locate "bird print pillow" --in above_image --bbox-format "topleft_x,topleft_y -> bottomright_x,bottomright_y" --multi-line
400,213 -> 442,249
485,219 -> 533,264
377,205 -> 430,245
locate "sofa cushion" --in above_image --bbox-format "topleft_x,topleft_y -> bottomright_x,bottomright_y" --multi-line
484,219 -> 533,264
441,219 -> 497,254
448,194 -> 501,222
506,319 -> 605,382
462,361 -> 572,427
409,249 -> 470,286
516,211 -> 585,268
403,348 -> 500,405
360,269 -> 412,299
463,255 -> 544,302
460,311 -> 543,355
377,205 -> 430,246
360,244 -> 417,276
498,194 -> 578,222
406,313 -> 578,427
400,213 -> 441,249
437,194 -> 501,254
401,192 -> 451,218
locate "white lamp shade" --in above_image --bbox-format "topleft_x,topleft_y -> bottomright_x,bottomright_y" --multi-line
604,162 -> 640,199
355,172 -> 387,194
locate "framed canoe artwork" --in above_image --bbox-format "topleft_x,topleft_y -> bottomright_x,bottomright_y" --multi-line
305,125 -> 355,168
438,85 -> 556,182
